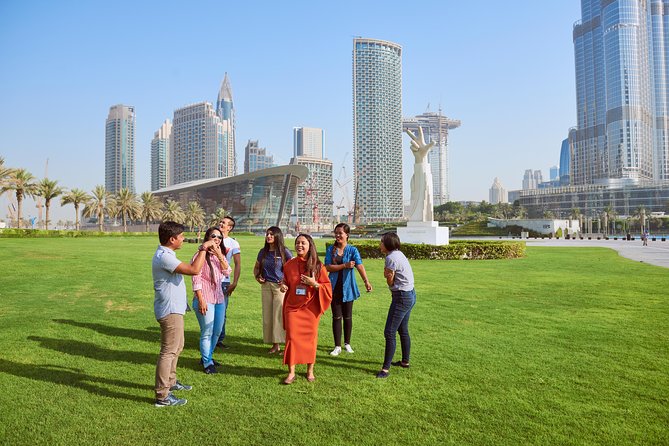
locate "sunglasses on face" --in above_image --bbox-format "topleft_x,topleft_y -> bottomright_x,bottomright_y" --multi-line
210,234 -> 223,240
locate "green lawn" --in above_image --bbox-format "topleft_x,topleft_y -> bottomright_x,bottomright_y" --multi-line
0,236 -> 667,445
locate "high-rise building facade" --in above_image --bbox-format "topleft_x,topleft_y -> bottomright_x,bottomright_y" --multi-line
151,119 -> 172,191
402,109 -> 461,205
559,138 -> 571,186
105,104 -> 136,194
216,73 -> 237,177
293,127 -> 324,158
170,102 -> 225,186
489,177 -> 508,204
522,169 -> 544,190
570,0 -> 669,185
244,140 -> 275,173
291,156 -> 333,231
353,38 -> 403,223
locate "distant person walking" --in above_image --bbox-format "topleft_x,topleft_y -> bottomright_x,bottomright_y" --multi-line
191,226 -> 230,374
254,226 -> 292,354
216,216 -> 241,349
282,234 -> 332,384
152,221 -> 218,407
324,223 -> 372,356
376,232 -> 416,379
643,229 -> 649,246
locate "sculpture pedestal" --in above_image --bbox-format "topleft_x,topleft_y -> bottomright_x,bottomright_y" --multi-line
397,221 -> 449,245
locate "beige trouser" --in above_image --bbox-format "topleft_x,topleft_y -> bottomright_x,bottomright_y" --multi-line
155,313 -> 185,400
262,282 -> 286,344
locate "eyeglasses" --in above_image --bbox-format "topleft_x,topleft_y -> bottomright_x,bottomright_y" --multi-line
210,235 -> 223,240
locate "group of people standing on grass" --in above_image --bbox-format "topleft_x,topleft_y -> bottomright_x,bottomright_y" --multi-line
151,219 -> 417,407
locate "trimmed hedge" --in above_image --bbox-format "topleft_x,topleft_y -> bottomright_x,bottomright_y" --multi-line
327,240 -> 526,260
0,229 -> 155,238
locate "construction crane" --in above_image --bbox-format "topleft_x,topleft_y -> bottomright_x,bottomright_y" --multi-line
334,153 -> 354,224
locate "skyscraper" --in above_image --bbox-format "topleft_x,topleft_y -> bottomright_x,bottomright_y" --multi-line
559,138 -> 571,186
489,178 -> 508,204
170,102 -> 225,185
570,0 -> 669,185
293,127 -> 324,158
402,109 -> 461,205
244,140 -> 275,173
105,104 -> 135,194
353,38 -> 403,223
150,119 -> 172,191
291,127 -> 333,231
216,73 -> 237,177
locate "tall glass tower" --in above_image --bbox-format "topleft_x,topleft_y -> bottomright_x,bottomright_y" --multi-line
353,38 -> 403,223
105,104 -> 135,194
170,102 -> 225,186
571,0 -> 669,185
216,73 -> 237,177
150,119 -> 171,191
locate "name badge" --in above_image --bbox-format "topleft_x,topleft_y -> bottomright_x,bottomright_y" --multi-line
296,285 -> 307,296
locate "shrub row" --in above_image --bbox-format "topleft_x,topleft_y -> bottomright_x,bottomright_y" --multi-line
0,229 -> 154,238
327,240 -> 526,260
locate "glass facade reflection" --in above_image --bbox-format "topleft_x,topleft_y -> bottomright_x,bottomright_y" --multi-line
517,182 -> 669,218
571,0 -> 669,185
154,165 -> 308,233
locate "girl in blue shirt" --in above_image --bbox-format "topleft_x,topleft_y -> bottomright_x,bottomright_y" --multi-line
253,226 -> 293,354
324,223 -> 372,356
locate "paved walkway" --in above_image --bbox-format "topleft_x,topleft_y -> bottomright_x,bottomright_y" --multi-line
523,238 -> 669,269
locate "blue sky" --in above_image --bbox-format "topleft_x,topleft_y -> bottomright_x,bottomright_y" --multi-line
0,0 -> 582,222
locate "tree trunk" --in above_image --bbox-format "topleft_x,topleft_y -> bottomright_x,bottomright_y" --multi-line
45,205 -> 50,230
98,210 -> 104,232
123,213 -> 127,232
75,205 -> 80,230
17,195 -> 23,229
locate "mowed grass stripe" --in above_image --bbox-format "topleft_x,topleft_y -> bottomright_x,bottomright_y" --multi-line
0,236 -> 667,445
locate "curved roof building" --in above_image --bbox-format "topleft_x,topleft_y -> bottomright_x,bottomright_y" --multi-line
154,165 -> 308,232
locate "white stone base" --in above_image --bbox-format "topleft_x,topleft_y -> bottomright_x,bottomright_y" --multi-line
397,221 -> 449,245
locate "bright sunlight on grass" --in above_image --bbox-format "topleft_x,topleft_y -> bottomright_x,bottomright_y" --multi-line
0,236 -> 667,445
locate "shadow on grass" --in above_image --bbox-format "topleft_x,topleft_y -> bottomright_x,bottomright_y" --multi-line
0,358 -> 153,404
53,319 -> 159,343
28,336 -> 156,364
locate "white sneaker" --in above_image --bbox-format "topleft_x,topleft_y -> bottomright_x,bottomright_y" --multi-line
330,346 -> 342,356
344,344 -> 354,353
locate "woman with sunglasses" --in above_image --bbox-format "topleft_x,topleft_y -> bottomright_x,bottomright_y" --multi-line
191,226 -> 230,374
253,226 -> 292,354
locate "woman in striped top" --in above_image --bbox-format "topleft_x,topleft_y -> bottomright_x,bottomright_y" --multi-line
192,226 -> 231,374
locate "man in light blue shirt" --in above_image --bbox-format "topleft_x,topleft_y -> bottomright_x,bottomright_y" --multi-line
152,221 -> 217,407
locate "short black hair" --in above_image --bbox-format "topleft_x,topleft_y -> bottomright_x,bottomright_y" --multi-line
159,221 -> 185,245
380,232 -> 401,252
222,215 -> 236,230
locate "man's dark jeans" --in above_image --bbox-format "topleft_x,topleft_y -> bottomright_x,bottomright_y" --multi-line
382,288 -> 416,370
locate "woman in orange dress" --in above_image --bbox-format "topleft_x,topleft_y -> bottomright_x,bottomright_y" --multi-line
281,233 -> 332,384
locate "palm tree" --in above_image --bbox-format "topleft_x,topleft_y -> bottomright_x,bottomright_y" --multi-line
83,185 -> 108,232
602,205 -> 616,235
35,178 -> 64,230
162,199 -> 185,223
184,201 -> 205,232
0,156 -> 12,184
208,207 -> 227,227
1,168 -> 37,228
114,188 -> 140,233
139,191 -> 163,232
61,189 -> 90,230
634,205 -> 647,234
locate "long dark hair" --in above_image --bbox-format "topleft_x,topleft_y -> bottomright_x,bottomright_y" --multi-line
203,227 -> 223,285
260,226 -> 288,265
333,223 -> 350,248
296,233 -> 322,277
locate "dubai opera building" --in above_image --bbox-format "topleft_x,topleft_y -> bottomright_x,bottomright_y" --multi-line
154,165 -> 308,233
